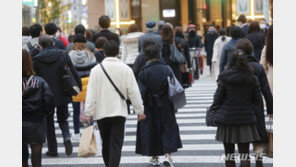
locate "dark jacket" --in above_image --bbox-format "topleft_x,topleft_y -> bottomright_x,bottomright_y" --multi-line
52,37 -> 65,50
92,29 -> 120,44
246,32 -> 265,61
138,31 -> 163,55
22,75 -> 54,124
247,55 -> 273,143
186,33 -> 203,48
219,38 -> 240,73
32,47 -> 82,106
204,33 -> 219,65
241,25 -> 249,37
94,50 -> 105,63
136,60 -> 182,156
213,70 -> 261,125
75,63 -> 97,78
174,36 -> 192,68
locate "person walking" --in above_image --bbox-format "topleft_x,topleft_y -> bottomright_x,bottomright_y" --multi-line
186,24 -> 203,48
260,25 -> 273,94
22,26 -> 31,48
68,34 -> 97,141
22,49 -> 54,167
32,35 -> 82,156
204,25 -> 219,73
136,44 -> 182,167
212,28 -> 231,81
23,24 -> 42,53
85,40 -> 146,167
213,50 -> 261,167
246,21 -> 266,61
155,20 -> 165,35
219,26 -> 243,73
237,15 -> 249,37
94,36 -> 108,63
56,27 -> 70,48
121,24 -> 144,68
44,23 -> 66,50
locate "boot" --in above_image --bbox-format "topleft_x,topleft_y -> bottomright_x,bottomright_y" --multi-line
255,153 -> 264,167
225,160 -> 236,167
240,160 -> 250,167
256,160 -> 263,167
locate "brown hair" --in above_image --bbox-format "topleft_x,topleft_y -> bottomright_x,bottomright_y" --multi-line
22,49 -> 35,76
127,24 -> 139,34
266,25 -> 273,66
174,26 -> 188,41
72,42 -> 93,55
95,36 -> 108,49
248,21 -> 260,34
160,24 -> 174,42
85,29 -> 93,41
236,38 -> 254,56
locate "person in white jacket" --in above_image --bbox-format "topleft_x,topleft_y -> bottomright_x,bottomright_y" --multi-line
85,40 -> 146,167
211,28 -> 231,81
121,24 -> 144,68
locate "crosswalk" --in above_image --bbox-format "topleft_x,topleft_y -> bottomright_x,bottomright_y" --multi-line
35,77 -> 273,167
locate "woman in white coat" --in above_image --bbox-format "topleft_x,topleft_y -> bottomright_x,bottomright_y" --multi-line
121,24 -> 144,68
211,28 -> 231,81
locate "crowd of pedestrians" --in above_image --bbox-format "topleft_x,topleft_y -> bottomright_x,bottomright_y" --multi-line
22,13 -> 273,167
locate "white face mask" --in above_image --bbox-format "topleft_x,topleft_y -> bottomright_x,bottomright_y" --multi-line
56,32 -> 61,37
260,24 -> 266,30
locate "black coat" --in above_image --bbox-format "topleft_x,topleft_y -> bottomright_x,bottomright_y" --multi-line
241,25 -> 249,37
174,36 -> 192,68
213,70 -> 261,125
204,33 -> 219,65
33,47 -> 82,106
246,32 -> 265,61
94,50 -> 105,63
136,60 -> 182,156
247,55 -> 273,143
75,63 -> 97,78
186,34 -> 203,48
92,29 -> 120,44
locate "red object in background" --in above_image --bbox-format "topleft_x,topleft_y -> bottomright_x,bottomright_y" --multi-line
189,73 -> 194,84
59,36 -> 70,47
204,4 -> 207,10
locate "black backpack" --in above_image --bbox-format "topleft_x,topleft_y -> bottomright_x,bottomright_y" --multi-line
27,42 -> 41,58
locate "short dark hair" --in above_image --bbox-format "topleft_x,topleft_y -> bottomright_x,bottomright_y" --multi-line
248,21 -> 261,34
29,24 -> 42,38
73,33 -> 87,43
39,35 -> 54,48
230,26 -> 242,39
236,38 -> 254,55
95,36 -> 108,49
237,15 -> 247,23
103,40 -> 119,57
22,49 -> 35,76
99,15 -> 111,29
22,26 -> 30,36
144,45 -> 160,61
74,24 -> 86,35
45,23 -> 58,35
143,38 -> 157,51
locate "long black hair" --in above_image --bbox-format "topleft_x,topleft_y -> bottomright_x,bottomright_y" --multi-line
218,28 -> 227,41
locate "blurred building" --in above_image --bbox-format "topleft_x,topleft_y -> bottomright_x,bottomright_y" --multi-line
22,0 -> 38,27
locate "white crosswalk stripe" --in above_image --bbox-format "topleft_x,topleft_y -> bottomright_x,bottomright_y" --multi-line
32,77 -> 273,167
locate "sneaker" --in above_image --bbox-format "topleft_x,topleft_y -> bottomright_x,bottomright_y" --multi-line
163,156 -> 174,167
71,133 -> 80,141
64,138 -> 73,156
149,157 -> 160,166
46,151 -> 58,157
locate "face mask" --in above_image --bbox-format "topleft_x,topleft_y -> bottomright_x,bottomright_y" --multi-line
55,32 -> 61,37
189,30 -> 196,36
209,30 -> 215,34
260,24 -> 266,30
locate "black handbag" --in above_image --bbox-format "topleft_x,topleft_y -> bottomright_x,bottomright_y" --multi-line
169,44 -> 186,64
206,104 -> 219,127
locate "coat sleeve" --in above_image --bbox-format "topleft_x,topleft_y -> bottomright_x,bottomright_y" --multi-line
121,42 -> 127,63
213,80 -> 226,106
84,68 -> 98,117
204,35 -> 208,52
184,42 -> 192,68
41,79 -> 54,116
132,55 -> 143,80
65,53 -> 82,90
126,68 -> 144,115
212,40 -> 219,63
252,78 -> 263,106
260,46 -> 268,71
258,66 -> 273,114
138,37 -> 142,53
219,45 -> 227,73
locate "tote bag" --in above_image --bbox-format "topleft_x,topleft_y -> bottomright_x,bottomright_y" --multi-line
78,125 -> 98,157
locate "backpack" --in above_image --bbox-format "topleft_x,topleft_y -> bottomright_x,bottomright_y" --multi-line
27,42 -> 41,58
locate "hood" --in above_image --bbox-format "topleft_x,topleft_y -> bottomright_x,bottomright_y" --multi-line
123,32 -> 144,44
69,50 -> 93,65
246,54 -> 258,62
218,70 -> 254,85
33,48 -> 63,64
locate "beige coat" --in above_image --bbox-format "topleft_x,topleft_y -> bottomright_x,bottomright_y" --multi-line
260,46 -> 273,94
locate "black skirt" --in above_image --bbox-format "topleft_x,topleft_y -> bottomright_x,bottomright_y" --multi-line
22,121 -> 45,144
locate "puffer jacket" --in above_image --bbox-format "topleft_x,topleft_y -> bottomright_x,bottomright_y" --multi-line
213,70 -> 262,125
69,49 -> 97,67
121,32 -> 144,65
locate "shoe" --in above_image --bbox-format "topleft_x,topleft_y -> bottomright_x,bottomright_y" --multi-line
64,138 -> 73,156
240,160 -> 250,167
71,133 -> 80,141
46,151 -> 58,157
163,156 -> 174,167
149,157 -> 160,166
226,160 -> 236,167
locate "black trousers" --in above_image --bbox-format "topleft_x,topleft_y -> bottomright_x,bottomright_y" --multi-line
45,104 -> 70,153
223,142 -> 250,161
97,116 -> 126,167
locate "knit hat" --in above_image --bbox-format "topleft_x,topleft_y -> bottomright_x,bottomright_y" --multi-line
73,33 -> 87,43
145,21 -> 156,29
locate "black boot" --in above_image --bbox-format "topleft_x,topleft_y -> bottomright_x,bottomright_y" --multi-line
225,160 -> 236,167
255,154 -> 264,167
240,160 -> 250,167
64,138 -> 73,156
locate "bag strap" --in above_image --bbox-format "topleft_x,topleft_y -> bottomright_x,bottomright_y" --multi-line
26,75 -> 34,86
27,42 -> 34,50
99,63 -> 126,101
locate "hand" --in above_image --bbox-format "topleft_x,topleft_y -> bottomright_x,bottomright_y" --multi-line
87,116 -> 92,125
174,110 -> 178,114
138,114 -> 146,121
269,114 -> 273,119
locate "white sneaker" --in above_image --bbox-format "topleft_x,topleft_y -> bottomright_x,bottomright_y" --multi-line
149,157 -> 160,166
163,156 -> 174,167
71,133 -> 80,141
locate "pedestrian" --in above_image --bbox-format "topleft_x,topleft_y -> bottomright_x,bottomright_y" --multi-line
237,15 -> 249,37
32,35 -> 82,156
213,50 -> 261,167
44,23 -> 66,50
94,36 -> 108,63
56,27 -> 70,47
136,44 -> 182,167
92,15 -> 120,44
23,24 -> 42,52
22,49 -> 54,167
155,20 -> 165,35
68,34 -> 97,141
219,26 -> 243,73
161,24 -> 182,82
259,19 -> 269,37
260,25 -> 273,94
66,24 -> 96,53
85,40 -> 146,167
186,24 -> 203,48
204,25 -> 219,73
138,21 -> 163,55
85,29 -> 93,42
121,24 -> 144,68
22,26 -> 31,48
212,28 -> 231,81
246,21 -> 266,61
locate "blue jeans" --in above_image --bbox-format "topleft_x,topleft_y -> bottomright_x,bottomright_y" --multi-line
72,102 -> 80,134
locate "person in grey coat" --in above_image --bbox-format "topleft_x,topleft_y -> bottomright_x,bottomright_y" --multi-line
138,21 -> 163,56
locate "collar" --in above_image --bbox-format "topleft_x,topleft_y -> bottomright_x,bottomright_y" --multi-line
142,60 -> 164,71
103,57 -> 120,62
243,23 -> 248,27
